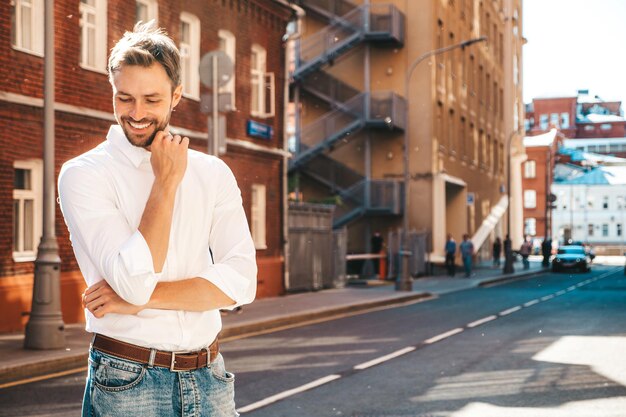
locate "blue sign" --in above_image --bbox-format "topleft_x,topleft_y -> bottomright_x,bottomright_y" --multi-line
247,120 -> 273,140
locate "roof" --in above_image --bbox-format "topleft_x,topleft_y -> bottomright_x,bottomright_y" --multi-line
580,113 -> 624,123
558,147 -> 626,164
524,129 -> 557,148
555,166 -> 626,185
563,138 -> 626,146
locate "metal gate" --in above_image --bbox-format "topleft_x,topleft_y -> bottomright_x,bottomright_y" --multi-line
386,230 -> 430,279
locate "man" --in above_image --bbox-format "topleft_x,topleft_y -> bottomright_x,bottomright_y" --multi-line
444,234 -> 457,276
459,234 -> 474,278
541,237 -> 552,267
520,236 -> 533,269
58,22 -> 256,416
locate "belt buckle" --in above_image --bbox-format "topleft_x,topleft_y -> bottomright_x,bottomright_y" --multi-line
170,351 -> 191,372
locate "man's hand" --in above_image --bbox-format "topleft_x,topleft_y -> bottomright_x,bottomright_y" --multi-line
83,280 -> 144,318
150,128 -> 189,191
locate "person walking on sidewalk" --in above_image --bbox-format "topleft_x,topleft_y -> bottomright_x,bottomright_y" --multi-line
493,237 -> 502,267
58,22 -> 256,417
459,234 -> 474,277
519,236 -> 533,270
541,237 -> 552,267
444,234 -> 457,276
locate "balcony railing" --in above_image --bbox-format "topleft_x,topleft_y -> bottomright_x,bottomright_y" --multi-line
368,91 -> 406,131
298,0 -> 357,19
333,179 -> 404,227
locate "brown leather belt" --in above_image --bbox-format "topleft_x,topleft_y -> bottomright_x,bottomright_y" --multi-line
92,334 -> 219,372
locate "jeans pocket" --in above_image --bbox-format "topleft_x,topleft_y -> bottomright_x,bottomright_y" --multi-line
210,354 -> 235,384
92,351 -> 147,392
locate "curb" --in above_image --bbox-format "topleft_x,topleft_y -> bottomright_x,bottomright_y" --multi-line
0,354 -> 87,386
478,268 -> 548,287
219,291 -> 432,339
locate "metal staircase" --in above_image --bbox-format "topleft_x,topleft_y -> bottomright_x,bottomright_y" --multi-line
291,0 -> 406,228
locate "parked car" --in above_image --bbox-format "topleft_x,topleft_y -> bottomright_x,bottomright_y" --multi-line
552,245 -> 592,273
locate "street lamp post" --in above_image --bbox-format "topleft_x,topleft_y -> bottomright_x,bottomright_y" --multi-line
397,36 -> 487,291
503,128 -> 523,274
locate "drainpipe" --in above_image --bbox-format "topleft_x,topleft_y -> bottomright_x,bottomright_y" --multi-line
274,0 -> 305,292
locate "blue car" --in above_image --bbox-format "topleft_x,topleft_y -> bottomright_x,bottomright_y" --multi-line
552,245 -> 592,273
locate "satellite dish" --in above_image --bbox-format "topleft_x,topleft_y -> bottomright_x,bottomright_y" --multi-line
199,50 -> 233,88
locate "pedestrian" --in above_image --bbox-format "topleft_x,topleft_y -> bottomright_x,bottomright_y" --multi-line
493,237 -> 502,267
541,237 -> 552,267
58,22 -> 256,416
444,234 -> 457,276
459,234 -> 474,277
519,236 -> 532,269
371,231 -> 384,277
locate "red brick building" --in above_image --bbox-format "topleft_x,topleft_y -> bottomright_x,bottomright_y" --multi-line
521,129 -> 563,239
0,0 -> 292,332
525,90 -> 625,140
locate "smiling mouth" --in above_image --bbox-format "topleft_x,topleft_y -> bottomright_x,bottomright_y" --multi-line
127,120 -> 153,131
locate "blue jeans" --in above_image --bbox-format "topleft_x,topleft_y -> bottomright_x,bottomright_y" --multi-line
82,348 -> 238,417
462,255 -> 472,277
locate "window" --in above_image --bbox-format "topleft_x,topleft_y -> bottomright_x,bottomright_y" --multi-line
584,125 -> 594,132
618,224 -> 623,237
13,160 -> 43,262
602,224 -> 609,237
218,29 -> 236,110
603,196 -> 609,209
550,113 -> 559,127
251,184 -> 267,250
540,114 -> 549,130
524,160 -> 536,178
588,224 -> 594,237
560,112 -> 570,128
11,0 -> 44,56
524,218 -> 536,236
250,44 -> 275,118
180,12 -> 200,99
80,0 -> 107,72
524,190 -> 537,209
601,123 -> 612,131
136,0 -> 158,24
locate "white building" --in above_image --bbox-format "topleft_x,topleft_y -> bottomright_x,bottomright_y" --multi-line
552,165 -> 626,248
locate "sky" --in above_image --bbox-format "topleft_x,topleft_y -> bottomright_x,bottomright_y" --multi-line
523,0 -> 626,106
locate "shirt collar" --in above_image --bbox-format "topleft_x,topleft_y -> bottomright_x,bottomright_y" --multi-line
107,125 -> 151,168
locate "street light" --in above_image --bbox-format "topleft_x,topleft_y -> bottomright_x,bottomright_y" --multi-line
397,36 -> 487,291
503,128 -> 524,274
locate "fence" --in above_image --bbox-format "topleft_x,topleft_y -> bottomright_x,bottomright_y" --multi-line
386,230 -> 431,278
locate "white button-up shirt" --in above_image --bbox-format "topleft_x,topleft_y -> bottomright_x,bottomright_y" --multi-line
58,125 -> 257,351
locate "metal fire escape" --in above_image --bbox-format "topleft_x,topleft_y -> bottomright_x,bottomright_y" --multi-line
291,0 -> 407,228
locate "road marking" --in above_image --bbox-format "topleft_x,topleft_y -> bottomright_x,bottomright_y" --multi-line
424,328 -> 464,344
0,366 -> 87,390
523,299 -> 540,307
555,290 -> 567,296
467,315 -> 498,328
541,295 -> 554,301
499,306 -> 522,316
567,286 -> 577,291
237,374 -> 342,413
354,346 -> 416,370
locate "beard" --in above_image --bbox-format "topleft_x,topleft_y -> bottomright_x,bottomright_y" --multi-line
120,109 -> 171,149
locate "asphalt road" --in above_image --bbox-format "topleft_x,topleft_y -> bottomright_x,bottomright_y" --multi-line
2,265 -> 626,417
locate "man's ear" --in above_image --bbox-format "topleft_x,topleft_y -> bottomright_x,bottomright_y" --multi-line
172,84 -> 183,108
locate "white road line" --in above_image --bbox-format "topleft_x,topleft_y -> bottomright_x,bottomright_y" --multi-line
424,328 -> 464,344
353,346 -> 416,370
576,282 -> 585,287
567,286 -> 577,291
236,374 -> 342,413
555,290 -> 567,296
467,315 -> 498,328
499,306 -> 522,316
523,299 -> 540,307
541,295 -> 554,301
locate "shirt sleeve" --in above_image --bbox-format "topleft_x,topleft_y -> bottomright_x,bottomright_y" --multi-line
197,159 -> 257,309
58,162 -> 159,306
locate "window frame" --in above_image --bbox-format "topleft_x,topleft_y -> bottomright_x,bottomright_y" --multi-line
12,159 -> 43,262
523,160 -> 536,179
250,44 -> 275,118
524,189 -> 537,209
218,29 -> 236,110
136,0 -> 158,24
11,0 -> 44,57
79,0 -> 108,74
179,12 -> 201,100
251,184 -> 267,250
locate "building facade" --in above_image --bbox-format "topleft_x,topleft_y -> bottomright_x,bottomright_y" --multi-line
552,166 -> 626,251
290,0 -> 526,264
0,0 -> 292,332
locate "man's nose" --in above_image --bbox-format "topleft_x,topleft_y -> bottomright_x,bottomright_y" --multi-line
129,102 -> 146,120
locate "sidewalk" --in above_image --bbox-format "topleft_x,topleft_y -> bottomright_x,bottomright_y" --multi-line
0,260 -> 545,387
